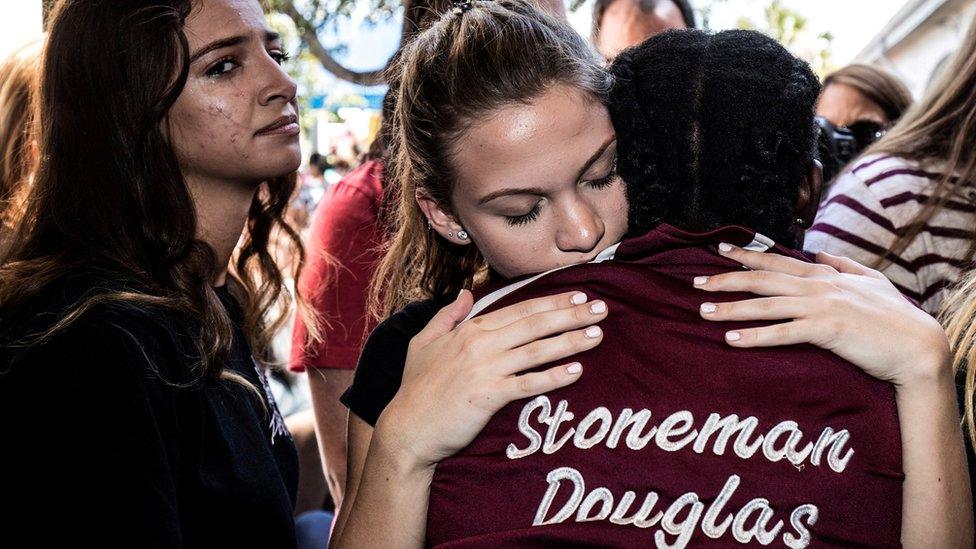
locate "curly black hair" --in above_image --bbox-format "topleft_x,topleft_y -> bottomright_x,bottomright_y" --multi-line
608,29 -> 821,248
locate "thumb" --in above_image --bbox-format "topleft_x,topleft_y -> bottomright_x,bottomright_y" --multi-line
412,289 -> 474,348
816,251 -> 883,279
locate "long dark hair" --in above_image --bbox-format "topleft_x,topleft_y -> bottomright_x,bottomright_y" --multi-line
0,0 -> 311,387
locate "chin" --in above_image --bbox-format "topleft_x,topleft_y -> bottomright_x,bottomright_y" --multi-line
252,151 -> 302,180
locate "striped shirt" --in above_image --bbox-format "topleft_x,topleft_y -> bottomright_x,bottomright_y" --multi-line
804,154 -> 976,313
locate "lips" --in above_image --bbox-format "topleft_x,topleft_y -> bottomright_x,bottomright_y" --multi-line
255,114 -> 299,136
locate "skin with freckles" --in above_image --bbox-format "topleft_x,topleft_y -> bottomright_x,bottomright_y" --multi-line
168,0 -> 300,187
418,85 -> 629,279
167,0 -> 301,284
816,82 -> 888,128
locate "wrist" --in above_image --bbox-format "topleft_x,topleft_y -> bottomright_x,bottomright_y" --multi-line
894,337 -> 953,392
371,412 -> 437,480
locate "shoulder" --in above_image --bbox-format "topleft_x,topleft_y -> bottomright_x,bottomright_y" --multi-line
362,297 -> 446,355
315,160 -> 383,217
839,154 -> 942,200
816,154 -> 938,234
306,162 -> 385,249
2,277 -> 188,388
342,297 -> 447,426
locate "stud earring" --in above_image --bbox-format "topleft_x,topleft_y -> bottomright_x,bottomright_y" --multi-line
795,217 -> 806,228
457,229 -> 469,240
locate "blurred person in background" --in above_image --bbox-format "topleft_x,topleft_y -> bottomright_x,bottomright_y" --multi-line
0,41 -> 41,258
289,0 -> 479,519
805,16 -> 976,314
292,152 -> 330,230
0,0 -> 318,545
815,64 -> 912,183
592,0 -> 695,61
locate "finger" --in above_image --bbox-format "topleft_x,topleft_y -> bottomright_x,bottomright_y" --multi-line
501,324 -> 604,375
815,251 -> 886,280
470,290 -> 590,331
723,319 -> 820,348
489,299 -> 609,350
498,362 -> 583,402
699,297 -> 810,322
412,289 -> 474,348
694,270 -> 814,297
716,242 -> 820,277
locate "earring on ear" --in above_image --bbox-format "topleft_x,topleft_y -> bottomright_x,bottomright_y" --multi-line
427,220 -> 433,230
457,229 -> 469,240
794,217 -> 806,228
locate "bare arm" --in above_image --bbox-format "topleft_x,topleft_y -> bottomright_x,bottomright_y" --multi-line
331,417 -> 433,549
697,245 -> 973,547
307,368 -> 355,509
329,413 -> 372,545
895,353 -> 973,547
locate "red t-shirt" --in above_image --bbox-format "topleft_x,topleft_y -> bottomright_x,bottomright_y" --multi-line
289,160 -> 384,372
427,224 -> 902,548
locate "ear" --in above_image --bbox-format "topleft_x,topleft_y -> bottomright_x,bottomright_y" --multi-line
416,188 -> 472,246
796,159 -> 824,228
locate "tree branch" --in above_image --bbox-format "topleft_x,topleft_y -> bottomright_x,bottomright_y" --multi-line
279,0 -> 387,86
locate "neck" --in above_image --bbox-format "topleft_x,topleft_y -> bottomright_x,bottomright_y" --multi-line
186,174 -> 259,287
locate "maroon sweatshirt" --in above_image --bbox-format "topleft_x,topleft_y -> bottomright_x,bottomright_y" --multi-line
426,224 -> 902,548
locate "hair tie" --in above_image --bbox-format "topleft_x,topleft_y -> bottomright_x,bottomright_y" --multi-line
453,0 -> 474,15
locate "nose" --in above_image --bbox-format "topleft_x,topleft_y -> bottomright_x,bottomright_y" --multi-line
554,197 -> 605,254
258,54 -> 298,107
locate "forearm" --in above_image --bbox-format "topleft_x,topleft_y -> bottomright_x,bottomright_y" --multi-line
308,368 -> 355,507
329,422 -> 434,549
896,356 -> 973,548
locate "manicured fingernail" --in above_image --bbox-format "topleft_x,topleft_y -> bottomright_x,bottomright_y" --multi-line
571,292 -> 588,305
590,301 -> 607,314
694,276 -> 709,286
718,242 -> 734,253
700,303 -> 716,314
725,331 -> 741,342
585,326 -> 602,338
566,363 -> 582,374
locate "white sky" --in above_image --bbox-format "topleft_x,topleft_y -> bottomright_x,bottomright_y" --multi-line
705,0 -> 907,65
0,1 -> 43,61
569,0 -> 907,65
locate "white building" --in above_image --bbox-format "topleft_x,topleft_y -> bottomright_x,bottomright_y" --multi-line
855,0 -> 976,98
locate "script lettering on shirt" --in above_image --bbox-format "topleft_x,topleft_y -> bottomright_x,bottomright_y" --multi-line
506,396 -> 851,548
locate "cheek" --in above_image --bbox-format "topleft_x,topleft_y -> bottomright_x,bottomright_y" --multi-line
600,181 -> 630,236
168,85 -> 252,161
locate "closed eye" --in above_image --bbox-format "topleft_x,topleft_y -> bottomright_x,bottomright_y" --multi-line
585,157 -> 617,189
505,202 -> 542,226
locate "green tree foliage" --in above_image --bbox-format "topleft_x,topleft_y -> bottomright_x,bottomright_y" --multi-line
735,0 -> 834,77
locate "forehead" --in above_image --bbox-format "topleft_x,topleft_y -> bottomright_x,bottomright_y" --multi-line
451,86 -> 613,197
184,0 -> 268,47
818,83 -> 885,118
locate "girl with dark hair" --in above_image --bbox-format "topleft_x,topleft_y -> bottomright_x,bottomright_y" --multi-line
0,0 -> 315,545
331,2 -> 967,547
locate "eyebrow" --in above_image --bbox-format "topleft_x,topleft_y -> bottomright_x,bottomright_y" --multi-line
477,135 -> 618,205
189,31 -> 281,64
